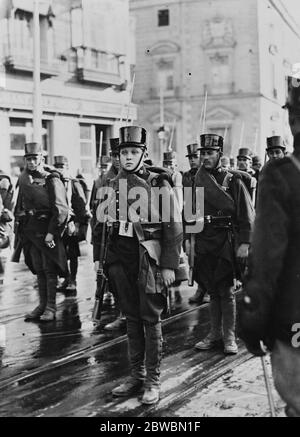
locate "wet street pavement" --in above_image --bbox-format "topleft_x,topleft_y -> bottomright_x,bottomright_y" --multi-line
0,243 -> 285,417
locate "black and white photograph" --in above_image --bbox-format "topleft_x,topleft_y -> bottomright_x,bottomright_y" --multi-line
0,0 -> 300,422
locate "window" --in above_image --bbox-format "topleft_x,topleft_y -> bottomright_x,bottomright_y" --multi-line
158,9 -> 169,27
9,118 -> 50,172
79,124 -> 95,178
157,59 -> 174,93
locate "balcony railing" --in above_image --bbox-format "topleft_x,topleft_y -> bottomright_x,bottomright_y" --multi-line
74,47 -> 125,87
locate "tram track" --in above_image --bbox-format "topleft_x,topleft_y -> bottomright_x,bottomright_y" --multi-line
0,302 -> 209,392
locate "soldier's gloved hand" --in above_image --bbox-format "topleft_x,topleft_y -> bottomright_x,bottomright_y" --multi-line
161,269 -> 175,287
45,233 -> 55,249
94,261 -> 99,273
236,243 -> 249,268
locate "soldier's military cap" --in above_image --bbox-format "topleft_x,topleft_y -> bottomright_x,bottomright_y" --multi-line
237,147 -> 253,160
109,138 -> 120,154
163,150 -> 177,162
199,134 -> 223,151
266,136 -> 286,151
24,142 -> 43,157
283,75 -> 300,115
97,155 -> 111,169
186,143 -> 200,157
252,155 -> 262,165
54,155 -> 68,167
119,126 -> 147,149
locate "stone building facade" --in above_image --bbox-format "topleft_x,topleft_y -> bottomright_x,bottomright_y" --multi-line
0,0 -> 136,185
130,0 -> 300,169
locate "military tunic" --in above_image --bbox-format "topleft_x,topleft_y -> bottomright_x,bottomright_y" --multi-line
15,168 -> 69,277
192,164 -> 254,293
241,137 -> 300,415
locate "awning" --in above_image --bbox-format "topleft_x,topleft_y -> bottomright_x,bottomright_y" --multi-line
10,0 -> 53,16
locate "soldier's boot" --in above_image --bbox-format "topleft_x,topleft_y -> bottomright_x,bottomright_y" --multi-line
112,319 -> 145,397
40,275 -> 57,322
221,290 -> 238,355
24,273 -> 47,320
189,285 -> 206,304
195,296 -> 223,350
104,312 -> 127,331
57,277 -> 69,290
142,322 -> 162,405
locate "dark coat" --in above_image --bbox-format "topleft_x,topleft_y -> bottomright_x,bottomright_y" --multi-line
95,166 -> 183,295
182,168 -> 198,188
241,152 -> 300,345
189,164 -> 254,288
15,168 -> 69,276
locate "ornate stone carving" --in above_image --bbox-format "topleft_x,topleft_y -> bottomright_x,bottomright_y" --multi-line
203,16 -> 236,48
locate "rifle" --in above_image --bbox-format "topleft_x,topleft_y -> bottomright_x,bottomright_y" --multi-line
92,221 -> 110,325
188,233 -> 195,287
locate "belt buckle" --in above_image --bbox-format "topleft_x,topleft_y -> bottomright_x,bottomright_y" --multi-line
119,220 -> 133,238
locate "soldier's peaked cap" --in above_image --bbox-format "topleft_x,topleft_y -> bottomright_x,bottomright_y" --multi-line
163,150 -> 177,161
186,143 -> 200,157
54,155 -> 68,166
266,136 -> 286,151
237,147 -> 253,160
119,126 -> 147,149
109,138 -> 120,153
199,134 -> 223,151
24,142 -> 43,157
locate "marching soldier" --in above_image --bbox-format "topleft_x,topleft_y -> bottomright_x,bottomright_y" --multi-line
240,75 -> 300,417
162,150 -> 186,303
0,171 -> 14,280
251,155 -> 262,182
53,156 -> 91,292
182,143 -> 200,188
91,138 -> 126,330
266,136 -> 286,162
182,144 -> 209,305
162,150 -> 183,212
15,143 -> 69,322
96,126 -> 182,404
236,147 -> 257,203
186,134 -> 254,354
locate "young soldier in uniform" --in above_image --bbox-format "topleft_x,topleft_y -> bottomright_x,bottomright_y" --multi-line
236,147 -> 257,204
182,144 -> 209,305
187,134 -> 254,354
266,136 -> 286,162
53,156 -> 91,292
251,155 -> 262,182
240,75 -> 300,417
15,143 -> 69,321
95,126 -> 182,404
162,151 -> 186,303
91,138 -> 126,330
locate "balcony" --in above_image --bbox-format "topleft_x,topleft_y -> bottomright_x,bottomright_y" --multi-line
1,17 -> 60,77
4,49 -> 60,77
74,47 -> 125,87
